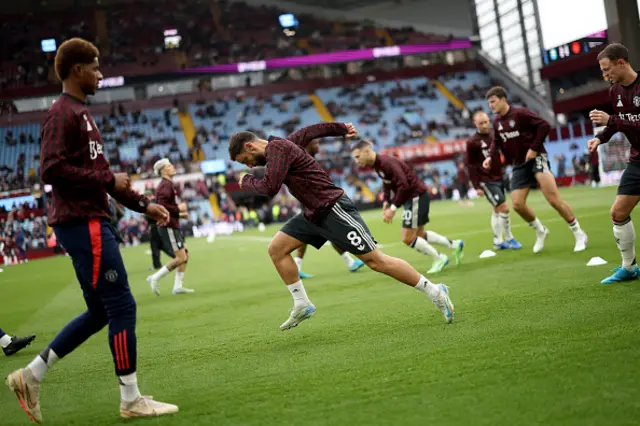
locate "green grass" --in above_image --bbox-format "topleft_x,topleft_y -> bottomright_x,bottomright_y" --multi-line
2,186 -> 640,426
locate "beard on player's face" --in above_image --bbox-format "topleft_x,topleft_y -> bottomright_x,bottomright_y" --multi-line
252,153 -> 267,166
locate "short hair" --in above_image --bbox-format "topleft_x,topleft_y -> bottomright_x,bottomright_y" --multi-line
229,131 -> 258,160
472,110 -> 488,122
352,139 -> 373,151
54,38 -> 99,82
486,86 -> 508,100
597,43 -> 629,63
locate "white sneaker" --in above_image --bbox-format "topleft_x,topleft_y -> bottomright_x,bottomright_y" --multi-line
280,304 -> 316,331
431,284 -> 454,324
120,396 -> 179,418
573,231 -> 588,252
172,288 -> 195,295
6,368 -> 42,423
533,227 -> 550,254
147,276 -> 160,296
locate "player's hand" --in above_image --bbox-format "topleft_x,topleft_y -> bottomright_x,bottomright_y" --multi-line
589,110 -> 610,126
525,149 -> 538,162
345,123 -> 358,138
475,188 -> 484,196
588,138 -> 601,152
383,208 -> 395,224
113,173 -> 131,192
179,202 -> 188,212
482,158 -> 492,169
146,203 -> 170,226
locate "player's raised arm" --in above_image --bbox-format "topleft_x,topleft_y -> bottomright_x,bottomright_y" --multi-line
241,141 -> 292,197
286,122 -> 350,148
40,109 -> 115,189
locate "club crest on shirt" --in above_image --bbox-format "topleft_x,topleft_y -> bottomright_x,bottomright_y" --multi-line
509,120 -> 515,128
634,96 -> 640,108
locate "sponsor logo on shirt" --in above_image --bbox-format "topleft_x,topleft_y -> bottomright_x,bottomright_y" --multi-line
89,140 -> 103,160
499,130 -> 521,142
617,112 -> 640,122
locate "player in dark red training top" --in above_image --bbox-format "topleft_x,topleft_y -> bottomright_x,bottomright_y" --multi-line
146,158 -> 195,295
291,126 -> 365,278
484,86 -> 587,254
465,110 -> 521,250
229,123 -> 455,329
351,140 -> 463,274
588,43 -> 640,284
5,38 -> 179,422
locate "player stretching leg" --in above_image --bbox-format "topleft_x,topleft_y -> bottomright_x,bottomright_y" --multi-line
293,138 -> 365,278
147,159 -> 194,295
465,111 -> 521,249
484,86 -> 587,253
0,328 -> 36,356
229,123 -> 455,330
5,38 -> 178,423
352,141 -> 464,274
588,44 -> 640,284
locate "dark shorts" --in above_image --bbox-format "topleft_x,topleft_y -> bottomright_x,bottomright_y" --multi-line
157,226 -> 185,257
511,154 -> 551,190
618,162 -> 640,195
479,181 -> 507,207
281,195 -> 377,255
402,192 -> 430,229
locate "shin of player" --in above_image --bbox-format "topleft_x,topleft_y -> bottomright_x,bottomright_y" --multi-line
146,159 -> 194,295
465,111 -> 521,249
5,38 -> 178,423
229,126 -> 455,329
352,140 -> 463,273
484,86 -> 587,253
588,43 -> 640,284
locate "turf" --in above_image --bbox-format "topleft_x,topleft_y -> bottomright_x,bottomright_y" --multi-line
2,186 -> 640,426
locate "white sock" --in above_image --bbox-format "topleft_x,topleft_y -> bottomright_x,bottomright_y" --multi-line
412,236 -> 441,259
28,348 -> 59,382
491,212 -> 504,244
294,257 -> 303,272
613,218 -> 636,271
118,372 -> 142,402
0,333 -> 12,348
287,280 -> 311,308
413,275 -> 441,299
500,212 -> 513,240
173,271 -> 184,290
340,252 -> 355,269
568,218 -> 583,235
151,266 -> 171,281
528,217 -> 545,233
425,231 -> 454,249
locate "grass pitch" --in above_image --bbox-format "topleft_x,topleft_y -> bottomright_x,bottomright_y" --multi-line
2,186 -> 640,426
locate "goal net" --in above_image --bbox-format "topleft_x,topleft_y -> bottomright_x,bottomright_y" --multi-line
596,125 -> 631,186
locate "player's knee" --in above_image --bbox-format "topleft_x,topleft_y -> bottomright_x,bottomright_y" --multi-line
611,207 -> 629,224
496,203 -> 509,214
512,199 -> 526,212
401,234 -> 416,246
267,241 -> 285,260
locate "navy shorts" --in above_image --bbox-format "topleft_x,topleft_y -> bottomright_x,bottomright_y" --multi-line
511,154 -> 551,190
281,195 -> 377,255
479,181 -> 507,207
402,192 -> 430,229
618,162 -> 640,196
